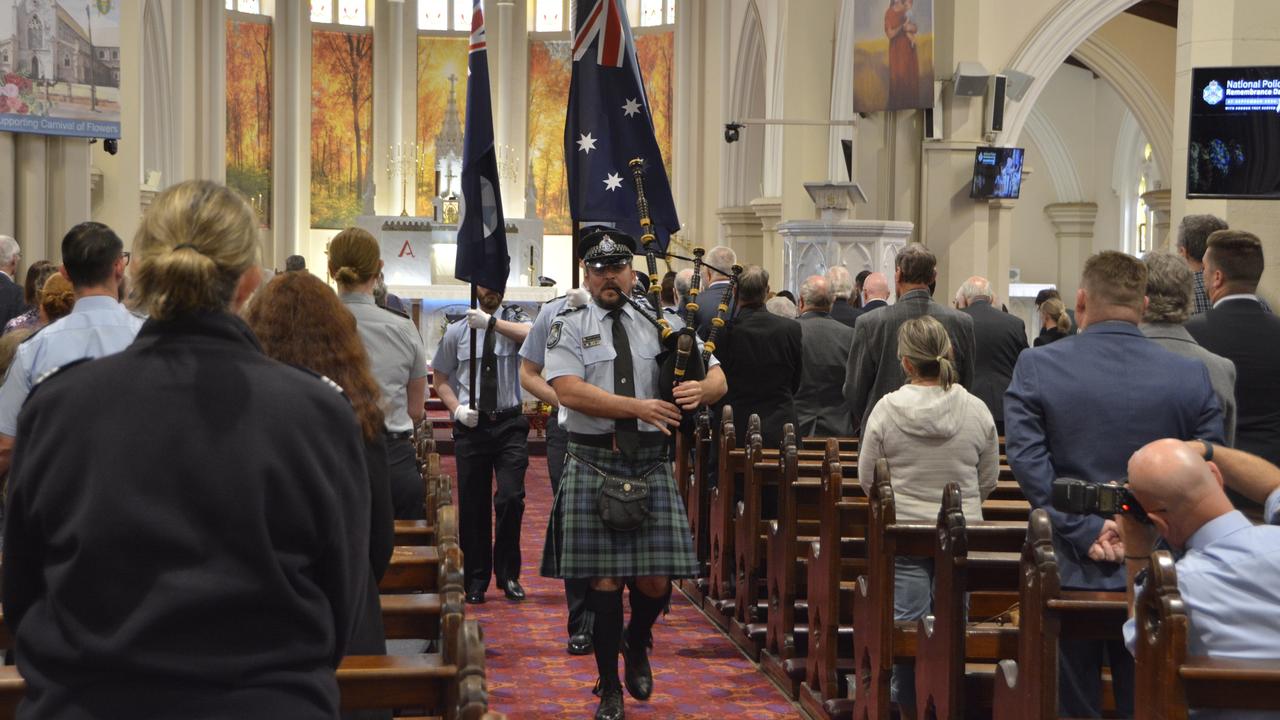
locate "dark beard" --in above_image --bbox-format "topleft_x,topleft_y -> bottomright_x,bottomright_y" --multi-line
478,295 -> 502,313
593,286 -> 626,311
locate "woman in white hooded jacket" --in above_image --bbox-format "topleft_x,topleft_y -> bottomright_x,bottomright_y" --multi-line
857,314 -> 999,718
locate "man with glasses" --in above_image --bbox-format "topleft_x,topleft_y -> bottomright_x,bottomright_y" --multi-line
540,227 -> 726,720
0,222 -> 143,477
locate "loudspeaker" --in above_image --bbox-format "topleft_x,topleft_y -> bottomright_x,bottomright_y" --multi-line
985,74 -> 1007,134
953,62 -> 990,96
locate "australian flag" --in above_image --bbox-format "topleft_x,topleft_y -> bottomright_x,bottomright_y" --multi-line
455,0 -> 509,293
566,0 -> 679,252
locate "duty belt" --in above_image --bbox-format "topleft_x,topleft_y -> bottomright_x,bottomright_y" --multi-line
479,406 -> 522,423
568,431 -> 669,450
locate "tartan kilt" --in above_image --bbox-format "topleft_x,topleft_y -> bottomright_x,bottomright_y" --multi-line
540,440 -> 698,579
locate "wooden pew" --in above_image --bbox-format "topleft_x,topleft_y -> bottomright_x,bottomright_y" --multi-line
990,511 -> 1129,720
381,503 -> 456,594
913,484 -> 1026,719
799,444 -> 871,720
705,408 -> 750,628
1135,552 -> 1280,718
676,410 -> 714,607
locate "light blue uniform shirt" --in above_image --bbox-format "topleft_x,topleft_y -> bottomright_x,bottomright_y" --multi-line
1267,487 -> 1280,526
0,296 -> 144,436
544,299 -> 715,434
432,306 -> 530,410
341,292 -> 429,433
1124,510 -> 1280,720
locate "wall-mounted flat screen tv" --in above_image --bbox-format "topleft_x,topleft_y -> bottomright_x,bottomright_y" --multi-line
1187,66 -> 1280,199
970,147 -> 1024,200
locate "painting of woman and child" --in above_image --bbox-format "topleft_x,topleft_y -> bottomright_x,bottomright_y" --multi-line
853,0 -> 934,113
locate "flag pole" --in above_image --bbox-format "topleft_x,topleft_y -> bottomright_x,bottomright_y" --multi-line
572,220 -> 581,289
468,281 -> 477,411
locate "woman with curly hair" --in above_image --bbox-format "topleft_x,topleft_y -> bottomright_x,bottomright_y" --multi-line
245,270 -> 395,660
3,260 -> 57,335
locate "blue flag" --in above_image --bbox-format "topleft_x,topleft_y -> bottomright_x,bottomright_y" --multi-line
454,0 -> 509,293
565,0 -> 679,252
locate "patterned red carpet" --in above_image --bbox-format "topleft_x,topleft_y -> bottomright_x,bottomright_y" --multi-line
439,454 -> 798,719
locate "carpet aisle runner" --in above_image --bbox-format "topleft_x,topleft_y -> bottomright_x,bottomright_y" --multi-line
439,455 -> 797,719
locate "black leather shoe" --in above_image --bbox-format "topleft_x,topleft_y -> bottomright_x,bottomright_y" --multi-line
593,678 -> 625,720
465,590 -> 485,605
568,610 -> 595,655
621,634 -> 653,701
500,579 -> 526,601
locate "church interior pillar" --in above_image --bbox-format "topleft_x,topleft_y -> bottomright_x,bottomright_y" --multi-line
987,199 -> 1015,304
717,204 -> 763,268
1171,0 -> 1280,303
273,0 -> 311,267
1141,187 -> 1172,250
750,196 -> 783,281
14,134 -> 48,261
493,0 -> 528,220
1044,201 -> 1099,299
0,133 -> 15,239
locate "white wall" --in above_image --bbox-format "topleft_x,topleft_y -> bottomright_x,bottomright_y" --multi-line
1009,64 -> 1133,290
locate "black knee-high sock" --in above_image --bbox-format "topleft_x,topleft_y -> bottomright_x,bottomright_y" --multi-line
627,583 -> 671,646
588,588 -> 624,686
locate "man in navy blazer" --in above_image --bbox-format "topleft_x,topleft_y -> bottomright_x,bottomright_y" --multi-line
1005,251 -> 1224,718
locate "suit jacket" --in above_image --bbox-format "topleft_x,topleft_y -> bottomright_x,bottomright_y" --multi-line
961,299 -> 1027,426
0,273 -> 24,328
718,305 -> 803,447
795,311 -> 855,437
851,298 -> 888,327
1005,321 -> 1224,590
694,280 -> 735,340
843,288 -> 977,433
1141,323 -> 1237,448
829,298 -> 859,328
1186,298 -> 1280,467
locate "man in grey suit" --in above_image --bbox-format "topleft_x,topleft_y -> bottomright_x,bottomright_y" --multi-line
957,275 -> 1027,434
843,243 -> 976,434
1141,251 -> 1237,447
794,275 -> 855,436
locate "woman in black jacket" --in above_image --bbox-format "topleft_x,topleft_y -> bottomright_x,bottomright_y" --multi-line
3,180 -> 373,720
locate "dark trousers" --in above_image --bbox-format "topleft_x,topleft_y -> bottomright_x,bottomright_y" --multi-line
1058,637 -> 1135,717
455,414 -> 529,593
387,436 -> 425,520
547,413 -> 590,636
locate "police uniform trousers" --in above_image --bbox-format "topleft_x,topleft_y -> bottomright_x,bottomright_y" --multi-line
541,438 -> 698,580
454,411 -> 529,593
547,413 -> 590,635
387,433 -> 426,520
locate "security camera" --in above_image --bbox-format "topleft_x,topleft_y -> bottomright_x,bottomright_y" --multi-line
724,123 -> 743,144
103,138 -> 118,156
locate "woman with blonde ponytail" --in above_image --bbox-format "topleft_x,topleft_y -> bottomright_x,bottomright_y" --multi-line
3,180 -> 373,720
1035,297 -> 1072,346
856,314 -> 999,718
329,227 -> 429,521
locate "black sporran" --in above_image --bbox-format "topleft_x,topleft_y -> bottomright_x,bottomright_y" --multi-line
596,475 -> 652,532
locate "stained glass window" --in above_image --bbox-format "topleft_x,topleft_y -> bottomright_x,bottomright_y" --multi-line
453,2 -> 470,31
639,0 -> 663,27
418,0 -> 448,30
666,0 -> 675,24
338,0 -> 366,26
534,0 -> 563,32
238,0 -> 261,14
310,0 -> 330,23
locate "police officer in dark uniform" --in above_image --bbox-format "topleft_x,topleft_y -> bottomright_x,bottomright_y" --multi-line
2,180 -> 372,719
432,286 -> 533,604
541,228 -> 728,720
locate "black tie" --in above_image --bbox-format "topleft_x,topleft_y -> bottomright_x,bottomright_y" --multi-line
608,308 -> 639,458
478,322 -> 499,413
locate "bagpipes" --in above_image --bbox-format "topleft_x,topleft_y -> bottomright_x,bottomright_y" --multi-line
625,159 -> 741,431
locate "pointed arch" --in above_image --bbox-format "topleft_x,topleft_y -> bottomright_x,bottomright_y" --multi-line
143,0 -> 176,187
1073,35 -> 1172,181
1023,105 -> 1084,203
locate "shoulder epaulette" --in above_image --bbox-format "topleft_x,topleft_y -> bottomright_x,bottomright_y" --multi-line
380,304 -> 411,320
556,305 -> 586,317
29,357 -> 93,397
289,364 -> 350,397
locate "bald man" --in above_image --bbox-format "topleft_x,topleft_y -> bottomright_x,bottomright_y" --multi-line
795,274 -> 856,436
853,272 -> 890,323
1121,439 -> 1280,674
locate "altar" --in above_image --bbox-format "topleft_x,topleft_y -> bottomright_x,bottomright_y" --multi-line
354,215 -> 557,352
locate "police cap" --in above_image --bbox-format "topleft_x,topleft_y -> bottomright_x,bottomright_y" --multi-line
578,226 -> 637,270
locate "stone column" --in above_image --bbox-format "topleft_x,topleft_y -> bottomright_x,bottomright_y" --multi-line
750,196 -> 783,280
493,0 -> 528,219
716,205 -> 763,266
273,0 -> 311,266
987,199 -> 1016,305
1141,187 -> 1172,250
1172,0 -> 1280,301
0,133 -> 15,238
1043,202 -> 1098,299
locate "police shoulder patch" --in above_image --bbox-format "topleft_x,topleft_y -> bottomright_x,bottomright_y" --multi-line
547,320 -> 563,350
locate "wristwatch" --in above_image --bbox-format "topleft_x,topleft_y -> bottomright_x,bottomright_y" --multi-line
1199,439 -> 1214,462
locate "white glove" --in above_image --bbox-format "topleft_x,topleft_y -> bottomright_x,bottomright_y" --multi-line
465,308 -> 492,330
454,405 -> 480,428
566,287 -> 590,309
